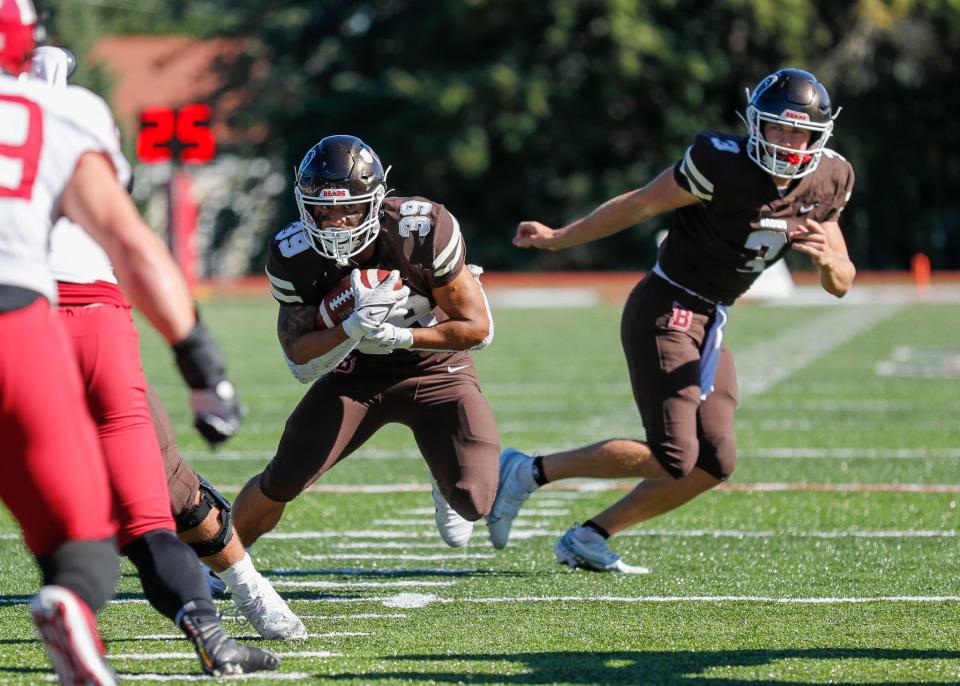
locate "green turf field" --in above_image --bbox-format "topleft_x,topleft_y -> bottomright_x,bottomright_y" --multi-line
2,292 -> 959,684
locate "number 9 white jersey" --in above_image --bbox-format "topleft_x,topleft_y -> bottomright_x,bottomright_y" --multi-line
0,73 -> 130,301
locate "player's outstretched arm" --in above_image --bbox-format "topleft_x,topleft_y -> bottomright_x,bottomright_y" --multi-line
513,166 -> 698,251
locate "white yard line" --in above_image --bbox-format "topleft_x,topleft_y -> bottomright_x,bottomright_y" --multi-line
271,580 -> 456,589
110,652 -> 339,660
107,674 -> 315,682
297,612 -> 410,621
261,528 -> 960,542
268,567 -> 468,577
329,541 -> 468,549
377,592 -> 960,609
489,528 -> 960,540
302,553 -> 494,561
736,304 -> 904,397
135,632 -> 368,640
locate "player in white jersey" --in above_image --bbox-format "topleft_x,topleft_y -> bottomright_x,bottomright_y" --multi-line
36,44 -> 305,641
0,3 -> 279,682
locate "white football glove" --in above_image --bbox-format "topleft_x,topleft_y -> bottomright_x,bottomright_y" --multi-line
361,322 -> 415,353
342,269 -> 410,341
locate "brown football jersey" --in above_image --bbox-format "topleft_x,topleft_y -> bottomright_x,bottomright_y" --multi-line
666,131 -> 854,305
265,195 -> 470,372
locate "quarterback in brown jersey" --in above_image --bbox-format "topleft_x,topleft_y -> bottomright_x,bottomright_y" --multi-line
490,68 -> 856,572
232,135 -> 500,550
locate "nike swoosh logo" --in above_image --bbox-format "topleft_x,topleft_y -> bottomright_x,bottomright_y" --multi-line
799,204 -> 819,214
447,364 -> 470,373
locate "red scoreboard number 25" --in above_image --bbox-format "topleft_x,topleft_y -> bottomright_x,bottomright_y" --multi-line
136,104 -> 216,164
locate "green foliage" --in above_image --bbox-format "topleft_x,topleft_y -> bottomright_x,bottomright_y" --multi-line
35,0 -> 960,271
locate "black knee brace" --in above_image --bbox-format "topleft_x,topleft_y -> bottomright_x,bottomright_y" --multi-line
36,538 -> 119,613
174,476 -> 234,558
122,530 -> 211,621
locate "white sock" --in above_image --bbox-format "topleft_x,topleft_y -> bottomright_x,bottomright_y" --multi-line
218,552 -> 262,596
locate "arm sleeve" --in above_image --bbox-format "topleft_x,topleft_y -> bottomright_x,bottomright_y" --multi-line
283,338 -> 358,384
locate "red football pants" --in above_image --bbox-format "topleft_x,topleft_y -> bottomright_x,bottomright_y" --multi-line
58,303 -> 175,549
0,299 -> 116,556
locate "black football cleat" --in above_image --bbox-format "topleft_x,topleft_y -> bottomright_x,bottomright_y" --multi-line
179,604 -> 280,676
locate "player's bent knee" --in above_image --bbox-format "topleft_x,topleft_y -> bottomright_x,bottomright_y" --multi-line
174,476 -> 235,557
698,433 -> 737,481
649,436 -> 701,479
257,471 -> 303,504
714,436 -> 737,480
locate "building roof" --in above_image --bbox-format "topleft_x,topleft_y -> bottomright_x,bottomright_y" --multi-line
88,35 -> 245,139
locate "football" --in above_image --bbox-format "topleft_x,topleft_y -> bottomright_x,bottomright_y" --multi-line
316,268 -> 400,330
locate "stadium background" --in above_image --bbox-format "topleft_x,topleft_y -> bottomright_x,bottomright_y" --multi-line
38,0 -> 960,281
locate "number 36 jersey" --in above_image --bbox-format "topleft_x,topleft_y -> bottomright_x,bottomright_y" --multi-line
664,131 -> 854,306
0,74 -> 130,301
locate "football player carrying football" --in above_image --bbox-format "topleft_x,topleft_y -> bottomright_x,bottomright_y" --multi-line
0,7 -> 279,681
495,68 -> 856,572
232,134 -> 500,551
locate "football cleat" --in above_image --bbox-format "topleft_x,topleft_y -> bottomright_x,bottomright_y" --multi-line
31,585 -> 117,686
200,562 -> 227,597
231,579 -> 308,640
179,604 -> 281,676
486,448 -> 537,549
431,476 -> 474,547
554,524 -> 650,574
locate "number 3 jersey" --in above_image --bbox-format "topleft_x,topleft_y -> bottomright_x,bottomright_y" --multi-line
665,131 -> 854,306
0,74 -> 130,302
265,195 -> 472,371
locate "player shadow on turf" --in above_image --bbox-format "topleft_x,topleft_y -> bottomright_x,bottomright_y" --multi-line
318,648 -> 960,685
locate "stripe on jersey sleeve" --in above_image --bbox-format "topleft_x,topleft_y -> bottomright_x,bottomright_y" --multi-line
433,215 -> 463,278
678,146 -> 714,201
266,267 -> 303,303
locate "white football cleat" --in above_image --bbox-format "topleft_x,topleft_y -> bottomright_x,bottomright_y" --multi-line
554,524 -> 650,574
486,448 -> 537,549
231,580 -> 307,640
431,476 -> 474,547
31,585 -> 117,685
